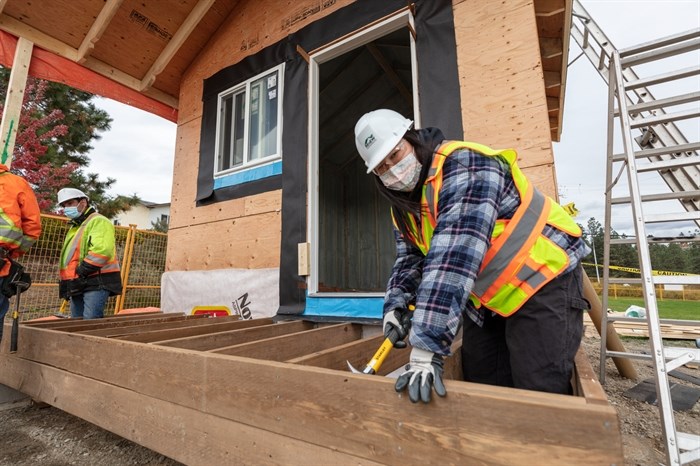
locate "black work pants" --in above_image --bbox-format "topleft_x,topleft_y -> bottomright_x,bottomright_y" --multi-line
461,265 -> 588,394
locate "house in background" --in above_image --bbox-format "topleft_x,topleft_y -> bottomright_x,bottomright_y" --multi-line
112,200 -> 170,230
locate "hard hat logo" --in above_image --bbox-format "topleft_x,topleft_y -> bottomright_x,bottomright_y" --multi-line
354,109 -> 413,174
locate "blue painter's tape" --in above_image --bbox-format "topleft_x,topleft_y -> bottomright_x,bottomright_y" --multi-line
214,160 -> 282,189
302,295 -> 383,319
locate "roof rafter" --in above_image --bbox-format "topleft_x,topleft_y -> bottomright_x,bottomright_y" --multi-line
140,0 -> 216,91
77,0 -> 124,63
0,12 -> 178,108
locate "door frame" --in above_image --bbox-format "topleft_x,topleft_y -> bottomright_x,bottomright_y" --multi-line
306,9 -> 421,298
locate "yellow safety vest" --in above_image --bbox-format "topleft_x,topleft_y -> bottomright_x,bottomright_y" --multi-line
396,140 -> 582,316
59,213 -> 120,281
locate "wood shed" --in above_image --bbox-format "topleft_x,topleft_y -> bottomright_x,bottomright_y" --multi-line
0,0 -> 625,463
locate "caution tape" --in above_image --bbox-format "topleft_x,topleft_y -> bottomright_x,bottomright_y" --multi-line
581,262 -> 699,276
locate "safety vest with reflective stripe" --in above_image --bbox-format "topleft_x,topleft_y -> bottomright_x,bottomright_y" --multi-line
396,140 -> 582,316
59,213 -> 120,280
0,208 -> 31,251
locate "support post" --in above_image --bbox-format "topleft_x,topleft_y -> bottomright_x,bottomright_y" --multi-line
582,273 -> 638,379
0,37 -> 34,168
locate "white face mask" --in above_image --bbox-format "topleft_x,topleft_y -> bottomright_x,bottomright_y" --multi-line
378,152 -> 421,192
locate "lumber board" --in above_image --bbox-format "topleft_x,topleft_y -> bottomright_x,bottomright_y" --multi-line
28,314 -> 188,333
154,320 -> 315,350
0,354 -> 383,466
23,312 -> 170,329
286,334 -> 412,376
77,314 -> 216,337
116,317 -> 275,343
3,325 -> 623,465
209,323 -> 363,360
573,347 -> 610,406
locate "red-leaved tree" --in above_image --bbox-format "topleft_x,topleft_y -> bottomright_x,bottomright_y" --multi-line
1,78 -> 76,210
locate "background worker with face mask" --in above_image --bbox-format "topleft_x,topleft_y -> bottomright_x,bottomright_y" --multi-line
56,188 -> 122,319
354,109 -> 591,403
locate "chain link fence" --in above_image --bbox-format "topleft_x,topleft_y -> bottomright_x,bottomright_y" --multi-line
9,214 -> 166,321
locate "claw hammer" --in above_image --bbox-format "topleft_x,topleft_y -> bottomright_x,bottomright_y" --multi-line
346,305 -> 414,375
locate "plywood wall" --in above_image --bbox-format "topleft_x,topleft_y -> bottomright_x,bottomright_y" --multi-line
168,0 -> 354,271
169,0 -> 561,272
453,0 -> 559,198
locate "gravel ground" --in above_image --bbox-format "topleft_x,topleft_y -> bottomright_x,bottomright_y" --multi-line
0,335 -> 698,465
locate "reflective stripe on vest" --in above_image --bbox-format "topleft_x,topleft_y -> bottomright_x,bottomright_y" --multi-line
60,213 -> 120,280
400,140 -> 581,316
0,208 -> 28,248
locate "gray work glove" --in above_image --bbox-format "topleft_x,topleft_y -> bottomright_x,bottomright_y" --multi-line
383,307 -> 411,348
395,347 -> 447,403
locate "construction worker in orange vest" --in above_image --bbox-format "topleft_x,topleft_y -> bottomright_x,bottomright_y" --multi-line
354,109 -> 591,403
0,163 -> 41,330
57,188 -> 122,319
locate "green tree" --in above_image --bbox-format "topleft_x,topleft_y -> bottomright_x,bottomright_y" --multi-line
150,216 -> 169,233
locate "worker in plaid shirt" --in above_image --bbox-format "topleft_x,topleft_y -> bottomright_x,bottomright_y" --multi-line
354,109 -> 591,403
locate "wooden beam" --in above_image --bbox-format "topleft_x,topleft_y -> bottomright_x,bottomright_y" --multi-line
365,43 -> 412,105
0,36 -> 32,168
539,37 -> 563,59
154,320 -> 315,350
210,323 -> 363,360
140,0 -> 216,91
0,354 -> 385,466
2,325 -> 624,465
77,314 -> 212,337
547,96 -> 559,112
286,333 -> 409,375
24,312 -> 165,329
0,0 -> 8,15
0,14 -> 179,108
77,0 -> 124,62
117,317 -> 275,343
544,70 -> 561,89
534,0 -> 566,17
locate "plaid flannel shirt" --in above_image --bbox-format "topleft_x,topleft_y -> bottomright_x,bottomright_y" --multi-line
383,148 -> 591,355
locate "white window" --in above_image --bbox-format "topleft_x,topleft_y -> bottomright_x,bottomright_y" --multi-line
215,64 -> 284,176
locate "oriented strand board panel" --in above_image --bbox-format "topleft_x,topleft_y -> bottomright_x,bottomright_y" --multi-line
177,0 -> 355,123
166,210 -> 281,270
453,0 -> 555,189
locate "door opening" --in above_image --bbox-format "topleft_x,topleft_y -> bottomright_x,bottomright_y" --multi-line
308,11 -> 419,300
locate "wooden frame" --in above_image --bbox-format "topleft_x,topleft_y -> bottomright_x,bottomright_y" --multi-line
1,315 -> 623,465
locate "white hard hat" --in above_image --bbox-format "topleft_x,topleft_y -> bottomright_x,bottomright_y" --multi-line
354,109 -> 413,173
57,188 -> 88,205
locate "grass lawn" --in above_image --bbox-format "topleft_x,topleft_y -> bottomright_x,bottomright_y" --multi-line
603,296 -> 699,321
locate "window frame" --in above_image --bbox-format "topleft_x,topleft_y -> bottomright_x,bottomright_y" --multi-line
213,63 -> 285,179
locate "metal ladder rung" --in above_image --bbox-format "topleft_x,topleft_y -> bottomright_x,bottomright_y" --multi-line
620,36 -> 700,67
618,28 -> 700,57
612,142 -> 700,160
609,276 -> 700,285
645,211 -> 700,223
627,92 -> 700,113
636,157 -> 700,173
678,433 -> 700,463
625,65 -> 700,90
611,235 -> 700,245
630,108 -> 700,128
611,190 -> 700,204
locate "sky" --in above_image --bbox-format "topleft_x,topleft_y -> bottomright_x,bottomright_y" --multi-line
86,0 -> 700,227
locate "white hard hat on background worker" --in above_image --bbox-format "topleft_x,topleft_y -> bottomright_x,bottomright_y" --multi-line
354,109 -> 413,173
57,188 -> 88,206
